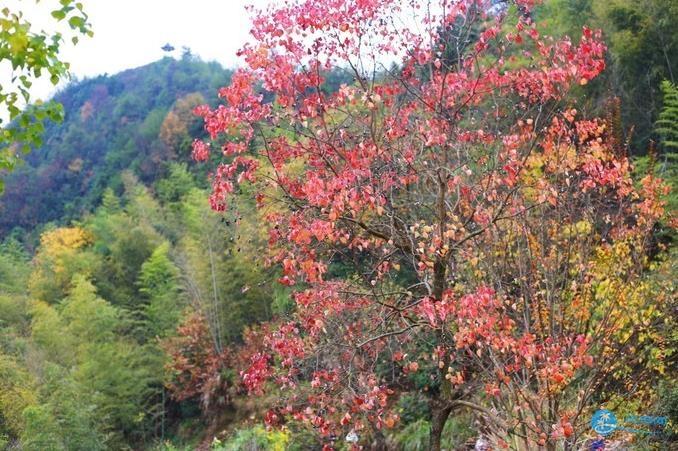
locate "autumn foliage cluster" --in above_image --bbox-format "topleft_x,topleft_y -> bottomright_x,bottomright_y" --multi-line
164,313 -> 233,413
187,0 -> 673,448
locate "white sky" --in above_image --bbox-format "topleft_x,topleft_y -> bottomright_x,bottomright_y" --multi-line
3,0 -> 271,106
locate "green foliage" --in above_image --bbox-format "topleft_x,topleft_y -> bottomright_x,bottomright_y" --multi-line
655,381 -> 678,440
594,0 -> 678,149
213,426 -> 289,451
21,364 -> 108,451
88,185 -> 163,308
62,275 -> 120,342
26,275 -> 163,446
0,354 -> 36,442
74,340 -> 162,441
603,0 -> 677,147
0,239 -> 31,342
0,155 -> 283,449
138,242 -> 183,338
155,163 -> 197,205
29,301 -> 76,366
396,393 -> 431,424
390,415 -> 474,451
634,80 -> 678,217
392,419 -> 431,451
0,238 -> 30,294
657,80 -> 678,152
280,423 -> 321,451
174,187 -> 275,346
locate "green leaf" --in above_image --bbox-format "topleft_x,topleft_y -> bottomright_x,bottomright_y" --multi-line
67,16 -> 84,29
51,10 -> 66,20
19,76 -> 32,88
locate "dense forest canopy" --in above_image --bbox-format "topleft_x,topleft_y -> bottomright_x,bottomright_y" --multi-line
0,0 -> 675,450
0,54 -> 232,236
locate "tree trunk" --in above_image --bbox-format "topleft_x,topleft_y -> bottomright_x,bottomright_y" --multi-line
430,402 -> 453,451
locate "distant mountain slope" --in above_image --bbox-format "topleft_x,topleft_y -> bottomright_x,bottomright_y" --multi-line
0,55 -> 232,235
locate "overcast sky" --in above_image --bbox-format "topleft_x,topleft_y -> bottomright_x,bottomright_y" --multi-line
5,0 -> 270,104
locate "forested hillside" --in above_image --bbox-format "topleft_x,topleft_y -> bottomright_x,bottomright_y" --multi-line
0,0 -> 676,450
0,164 -> 283,449
0,54 -> 231,236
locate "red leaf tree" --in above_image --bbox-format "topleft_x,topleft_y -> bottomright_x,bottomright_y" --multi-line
164,313 -> 233,414
193,0 -> 671,449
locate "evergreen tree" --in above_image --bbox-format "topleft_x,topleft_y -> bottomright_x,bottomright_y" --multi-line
657,80 -> 678,152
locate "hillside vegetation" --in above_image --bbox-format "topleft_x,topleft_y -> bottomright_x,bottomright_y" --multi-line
0,1 -> 676,450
